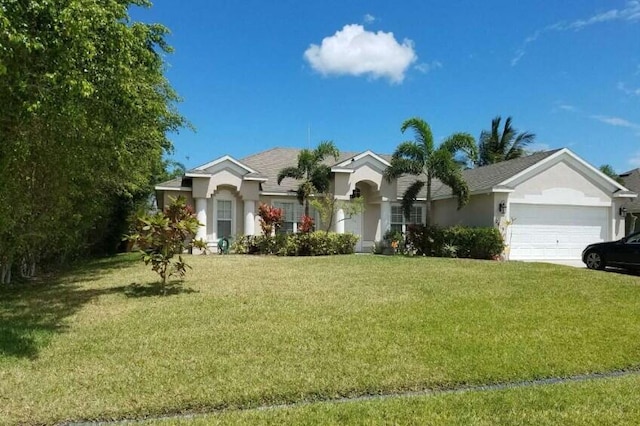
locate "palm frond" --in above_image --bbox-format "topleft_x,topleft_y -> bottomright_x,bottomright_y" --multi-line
314,140 -> 340,163
401,117 -> 434,153
277,166 -> 303,185
384,157 -> 422,182
432,149 -> 470,209
401,180 -> 425,220
440,133 -> 476,159
310,164 -> 332,193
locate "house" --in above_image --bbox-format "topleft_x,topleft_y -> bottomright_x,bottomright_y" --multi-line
155,147 -> 636,261
619,168 -> 640,235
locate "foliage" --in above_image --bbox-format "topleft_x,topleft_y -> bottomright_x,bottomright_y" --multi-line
257,203 -> 283,235
384,117 -> 476,225
231,232 -> 358,256
311,194 -> 366,233
599,164 -> 624,184
298,215 -> 315,233
277,141 -> 340,216
474,116 -> 536,166
0,0 -> 185,283
406,224 -> 504,259
127,197 -> 206,290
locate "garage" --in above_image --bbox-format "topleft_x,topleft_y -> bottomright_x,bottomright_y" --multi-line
509,204 -> 609,260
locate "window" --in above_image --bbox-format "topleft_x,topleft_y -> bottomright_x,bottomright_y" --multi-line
217,200 -> 232,238
273,201 -> 316,234
390,205 -> 423,234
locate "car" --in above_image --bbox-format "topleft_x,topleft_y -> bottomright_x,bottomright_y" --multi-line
582,231 -> 640,271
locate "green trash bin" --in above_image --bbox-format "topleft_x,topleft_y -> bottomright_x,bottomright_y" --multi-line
217,237 -> 230,254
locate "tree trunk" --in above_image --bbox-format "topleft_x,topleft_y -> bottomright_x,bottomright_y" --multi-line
425,176 -> 432,227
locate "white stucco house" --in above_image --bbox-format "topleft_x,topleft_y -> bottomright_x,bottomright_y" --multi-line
155,147 -> 636,261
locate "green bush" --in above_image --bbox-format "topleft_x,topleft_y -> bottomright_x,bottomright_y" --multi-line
231,232 -> 358,256
406,225 -> 504,260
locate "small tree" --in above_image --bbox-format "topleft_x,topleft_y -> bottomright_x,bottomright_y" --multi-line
257,203 -> 283,235
127,196 -> 206,292
311,194 -> 365,233
298,215 -> 315,233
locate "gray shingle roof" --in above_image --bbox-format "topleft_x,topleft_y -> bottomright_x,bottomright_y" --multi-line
241,147 -> 361,193
397,149 -> 562,199
157,147 -> 563,199
620,168 -> 640,212
155,176 -> 189,189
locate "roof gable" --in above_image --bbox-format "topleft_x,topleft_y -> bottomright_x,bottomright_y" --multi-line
190,155 -> 258,175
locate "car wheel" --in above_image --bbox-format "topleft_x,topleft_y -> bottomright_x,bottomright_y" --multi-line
585,251 -> 605,270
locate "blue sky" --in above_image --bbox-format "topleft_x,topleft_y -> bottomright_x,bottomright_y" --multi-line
130,1 -> 640,172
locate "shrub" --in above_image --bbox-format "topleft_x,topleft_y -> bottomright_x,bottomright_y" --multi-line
231,232 -> 358,256
257,203 -> 283,235
406,224 -> 504,260
127,196 -> 207,291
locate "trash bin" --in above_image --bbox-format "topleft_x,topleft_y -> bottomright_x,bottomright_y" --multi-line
217,237 -> 230,254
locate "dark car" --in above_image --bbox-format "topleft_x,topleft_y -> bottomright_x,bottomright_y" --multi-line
582,231 -> 640,271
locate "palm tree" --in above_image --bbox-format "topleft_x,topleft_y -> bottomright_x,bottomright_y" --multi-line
476,116 -> 535,166
384,117 -> 476,226
277,141 -> 340,217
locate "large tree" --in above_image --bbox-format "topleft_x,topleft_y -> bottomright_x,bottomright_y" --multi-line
0,0 -> 185,282
277,141 -> 340,217
384,117 -> 476,226
475,116 -> 535,166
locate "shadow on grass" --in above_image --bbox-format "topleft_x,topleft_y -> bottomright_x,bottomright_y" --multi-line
124,281 -> 197,298
0,254 -> 194,360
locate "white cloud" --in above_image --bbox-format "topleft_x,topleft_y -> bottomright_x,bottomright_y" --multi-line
415,60 -> 442,74
618,81 -> 640,96
304,24 -> 417,84
527,142 -> 551,153
591,115 -> 640,129
363,14 -> 376,24
512,1 -> 640,66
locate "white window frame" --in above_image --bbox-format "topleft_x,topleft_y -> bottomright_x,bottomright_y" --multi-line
214,191 -> 235,239
390,204 -> 424,234
272,199 -> 319,234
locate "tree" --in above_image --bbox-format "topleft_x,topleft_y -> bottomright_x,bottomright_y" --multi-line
277,141 -> 340,217
475,116 -> 536,166
384,117 -> 476,226
0,1 -> 185,282
599,164 -> 624,184
310,194 -> 365,233
127,196 -> 206,292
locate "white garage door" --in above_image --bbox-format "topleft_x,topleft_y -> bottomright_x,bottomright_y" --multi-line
509,204 -> 608,260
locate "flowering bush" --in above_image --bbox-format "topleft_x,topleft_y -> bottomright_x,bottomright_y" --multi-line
298,215 -> 314,233
257,203 -> 283,235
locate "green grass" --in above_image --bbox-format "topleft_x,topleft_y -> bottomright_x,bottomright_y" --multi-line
146,374 -> 640,425
1,254 -> 639,424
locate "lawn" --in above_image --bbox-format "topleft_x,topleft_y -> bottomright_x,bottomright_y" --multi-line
1,254 -> 639,424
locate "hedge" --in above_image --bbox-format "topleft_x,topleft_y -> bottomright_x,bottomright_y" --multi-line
231,232 -> 359,256
406,224 -> 504,260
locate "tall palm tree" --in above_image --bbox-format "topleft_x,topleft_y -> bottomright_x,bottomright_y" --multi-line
277,141 -> 340,217
384,117 -> 476,226
476,116 -> 535,166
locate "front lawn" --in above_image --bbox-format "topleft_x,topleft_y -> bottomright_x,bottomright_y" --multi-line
1,255 -> 639,424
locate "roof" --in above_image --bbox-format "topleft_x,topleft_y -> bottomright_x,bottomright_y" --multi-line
156,147 -> 617,200
397,149 -> 562,199
241,147 -> 363,193
620,168 -> 640,211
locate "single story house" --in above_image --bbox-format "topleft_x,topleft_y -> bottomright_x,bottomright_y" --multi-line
155,147 -> 636,261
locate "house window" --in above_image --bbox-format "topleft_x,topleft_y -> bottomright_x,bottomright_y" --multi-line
217,199 -> 232,238
390,205 -> 423,234
273,201 -> 317,234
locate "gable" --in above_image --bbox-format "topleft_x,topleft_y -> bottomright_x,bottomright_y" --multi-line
510,161 -> 612,205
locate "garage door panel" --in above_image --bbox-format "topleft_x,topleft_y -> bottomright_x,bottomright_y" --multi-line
509,204 -> 608,260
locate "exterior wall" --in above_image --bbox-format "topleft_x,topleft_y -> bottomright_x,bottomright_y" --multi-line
161,191 -> 194,209
431,194 -> 495,227
509,161 -> 611,205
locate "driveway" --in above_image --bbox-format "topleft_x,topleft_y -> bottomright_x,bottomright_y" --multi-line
531,259 -> 585,268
